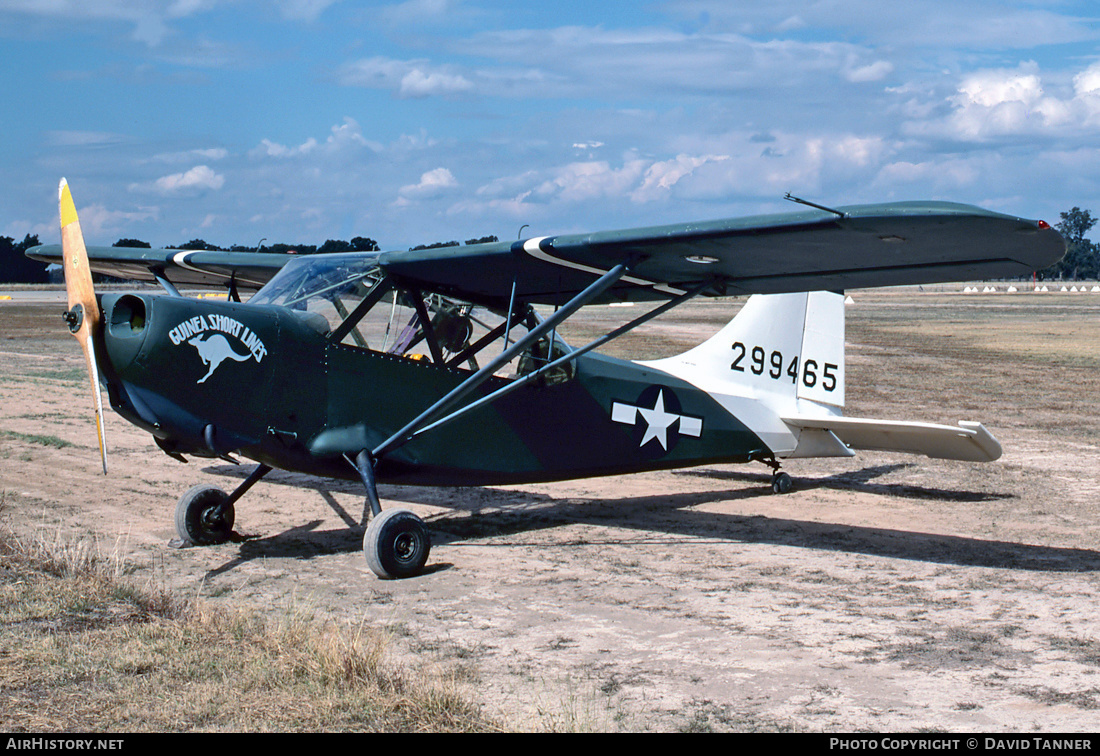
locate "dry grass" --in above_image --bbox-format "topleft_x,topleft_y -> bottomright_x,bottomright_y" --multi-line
0,498 -> 499,732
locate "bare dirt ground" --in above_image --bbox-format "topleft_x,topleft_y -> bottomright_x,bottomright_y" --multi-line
2,286 -> 1100,732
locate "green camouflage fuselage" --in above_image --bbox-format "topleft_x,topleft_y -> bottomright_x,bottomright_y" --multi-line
98,292 -> 764,486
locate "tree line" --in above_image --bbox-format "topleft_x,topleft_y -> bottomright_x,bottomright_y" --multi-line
0,233 -> 501,284
1044,207 -> 1099,281
1,234 -> 46,283
2,210 -> 1097,284
109,234 -> 501,255
112,236 -> 384,255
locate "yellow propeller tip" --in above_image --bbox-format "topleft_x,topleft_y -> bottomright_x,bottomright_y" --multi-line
59,179 -> 78,229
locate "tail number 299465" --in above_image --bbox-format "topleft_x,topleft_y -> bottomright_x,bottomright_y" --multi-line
730,342 -> 838,391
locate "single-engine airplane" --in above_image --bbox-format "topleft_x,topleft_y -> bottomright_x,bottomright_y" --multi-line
28,181 -> 1065,578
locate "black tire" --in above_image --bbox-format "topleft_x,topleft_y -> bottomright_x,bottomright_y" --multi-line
175,485 -> 235,545
771,472 -> 793,495
363,509 -> 430,579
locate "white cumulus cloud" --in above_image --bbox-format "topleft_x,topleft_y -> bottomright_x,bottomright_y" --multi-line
337,57 -> 474,98
72,203 -> 160,237
957,64 -> 1044,109
398,167 -> 459,200
155,165 -> 224,193
129,165 -> 224,195
631,154 -> 730,203
914,61 -> 1100,141
845,60 -> 894,83
251,118 -> 378,159
1074,63 -> 1100,97
536,160 -> 647,203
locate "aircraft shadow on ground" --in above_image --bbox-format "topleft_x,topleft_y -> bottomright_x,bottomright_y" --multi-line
199,462 -> 1100,576
677,462 -> 1006,503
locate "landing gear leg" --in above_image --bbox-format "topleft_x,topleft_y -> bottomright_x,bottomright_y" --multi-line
228,463 -> 273,506
173,463 -> 271,545
354,449 -> 383,523
354,450 -> 431,579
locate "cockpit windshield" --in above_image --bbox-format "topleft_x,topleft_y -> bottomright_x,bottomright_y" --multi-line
250,252 -> 382,310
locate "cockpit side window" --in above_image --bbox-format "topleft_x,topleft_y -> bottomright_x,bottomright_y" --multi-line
251,253 -> 575,382
342,292 -> 575,382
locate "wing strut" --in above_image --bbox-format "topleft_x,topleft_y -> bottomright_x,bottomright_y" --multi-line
153,271 -> 182,297
409,277 -> 718,442
370,263 -> 628,461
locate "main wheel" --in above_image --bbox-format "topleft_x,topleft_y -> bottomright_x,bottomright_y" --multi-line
363,508 -> 430,579
771,471 -> 793,495
175,485 -> 235,545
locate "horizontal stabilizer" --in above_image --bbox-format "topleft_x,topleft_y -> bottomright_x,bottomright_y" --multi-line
782,416 -> 1002,462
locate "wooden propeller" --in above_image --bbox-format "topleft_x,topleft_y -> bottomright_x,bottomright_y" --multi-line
59,179 -> 107,474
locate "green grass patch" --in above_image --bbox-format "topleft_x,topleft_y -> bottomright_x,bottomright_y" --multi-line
0,430 -> 74,449
23,367 -> 88,385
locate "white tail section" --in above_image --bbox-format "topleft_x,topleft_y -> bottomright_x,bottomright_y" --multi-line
642,291 -> 845,457
644,291 -> 1002,463
797,292 -> 845,407
644,291 -> 845,411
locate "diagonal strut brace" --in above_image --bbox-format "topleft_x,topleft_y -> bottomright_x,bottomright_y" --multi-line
369,263 -> 629,463
408,277 -> 718,442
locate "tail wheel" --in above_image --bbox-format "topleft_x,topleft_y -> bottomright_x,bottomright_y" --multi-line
363,509 -> 430,579
771,472 -> 793,495
175,485 -> 235,545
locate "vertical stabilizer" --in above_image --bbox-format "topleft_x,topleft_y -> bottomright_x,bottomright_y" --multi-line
642,291 -> 846,457
644,291 -> 845,409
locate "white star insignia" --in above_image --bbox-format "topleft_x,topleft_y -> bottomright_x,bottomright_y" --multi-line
611,389 -> 703,451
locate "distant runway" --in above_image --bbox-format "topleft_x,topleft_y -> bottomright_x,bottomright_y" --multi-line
0,289 -> 67,304
0,285 -> 175,305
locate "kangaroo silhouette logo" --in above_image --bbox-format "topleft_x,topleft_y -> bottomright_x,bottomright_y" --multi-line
188,334 -> 254,383
169,314 -> 268,384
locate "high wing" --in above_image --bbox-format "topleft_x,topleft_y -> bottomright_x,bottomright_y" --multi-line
27,200 -> 1064,303
25,245 -> 296,290
379,201 -> 1065,306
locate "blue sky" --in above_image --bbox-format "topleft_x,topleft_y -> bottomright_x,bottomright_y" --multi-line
3,1 -> 1099,250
